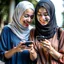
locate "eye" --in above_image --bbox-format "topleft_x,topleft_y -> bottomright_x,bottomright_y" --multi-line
30,15 -> 34,19
24,14 -> 29,18
37,14 -> 42,16
24,14 -> 34,19
43,13 -> 48,16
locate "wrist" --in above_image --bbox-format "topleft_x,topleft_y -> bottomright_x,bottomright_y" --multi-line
48,46 -> 53,54
30,50 -> 37,61
13,47 -> 18,53
49,47 -> 63,60
4,47 -> 17,59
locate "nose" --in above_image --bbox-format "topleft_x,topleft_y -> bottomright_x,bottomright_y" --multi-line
42,15 -> 46,20
42,15 -> 50,21
27,17 -> 32,22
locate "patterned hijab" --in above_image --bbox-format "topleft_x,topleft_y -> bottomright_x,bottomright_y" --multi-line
35,0 -> 57,39
8,1 -> 35,41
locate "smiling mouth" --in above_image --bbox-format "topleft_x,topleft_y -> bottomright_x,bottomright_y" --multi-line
39,19 -> 48,25
25,23 -> 29,26
40,19 -> 45,23
24,21 -> 30,27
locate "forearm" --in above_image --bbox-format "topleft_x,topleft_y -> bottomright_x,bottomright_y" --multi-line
49,47 -> 63,60
4,47 -> 17,59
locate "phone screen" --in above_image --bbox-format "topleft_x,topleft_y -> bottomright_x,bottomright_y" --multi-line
22,41 -> 33,47
36,36 -> 45,41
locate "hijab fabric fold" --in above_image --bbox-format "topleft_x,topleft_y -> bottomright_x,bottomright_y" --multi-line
7,1 -> 34,41
35,0 -> 57,39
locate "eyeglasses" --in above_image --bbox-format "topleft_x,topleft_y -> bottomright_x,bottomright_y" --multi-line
24,14 -> 34,19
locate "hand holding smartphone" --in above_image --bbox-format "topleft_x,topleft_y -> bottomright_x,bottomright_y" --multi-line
22,41 -> 33,47
36,36 -> 45,42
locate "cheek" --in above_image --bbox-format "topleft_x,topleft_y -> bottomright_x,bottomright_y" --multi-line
20,19 -> 22,24
29,19 -> 33,23
37,16 -> 44,22
37,17 -> 48,25
20,17 -> 25,25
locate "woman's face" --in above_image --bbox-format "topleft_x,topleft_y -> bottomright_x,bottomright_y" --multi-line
37,7 -> 50,25
20,9 -> 34,27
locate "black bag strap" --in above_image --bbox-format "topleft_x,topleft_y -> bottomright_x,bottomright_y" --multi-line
57,27 -> 62,52
57,27 -> 62,40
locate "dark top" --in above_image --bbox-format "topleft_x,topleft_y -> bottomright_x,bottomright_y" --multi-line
0,26 -> 36,64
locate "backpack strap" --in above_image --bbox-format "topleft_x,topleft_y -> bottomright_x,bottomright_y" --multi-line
57,27 -> 63,51
57,27 -> 62,40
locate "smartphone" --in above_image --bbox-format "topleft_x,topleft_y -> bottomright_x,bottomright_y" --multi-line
36,36 -> 45,41
22,41 -> 33,47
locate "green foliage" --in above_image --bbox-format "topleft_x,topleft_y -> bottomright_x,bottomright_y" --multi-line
15,0 -> 23,6
0,0 -> 9,24
0,0 -> 38,25
62,12 -> 64,28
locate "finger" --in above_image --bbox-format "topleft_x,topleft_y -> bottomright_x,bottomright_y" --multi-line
20,45 -> 27,49
41,40 -> 49,45
29,43 -> 33,46
45,39 -> 50,43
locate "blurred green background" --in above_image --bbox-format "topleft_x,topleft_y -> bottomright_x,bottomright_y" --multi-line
0,0 -> 38,33
0,0 -> 64,33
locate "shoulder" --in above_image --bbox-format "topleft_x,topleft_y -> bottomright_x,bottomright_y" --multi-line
0,25 -> 12,39
60,28 -> 64,36
57,27 -> 64,39
1,25 -> 12,34
2,25 -> 11,31
57,27 -> 64,34
58,27 -> 64,34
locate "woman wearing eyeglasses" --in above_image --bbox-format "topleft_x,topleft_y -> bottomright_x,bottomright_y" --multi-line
0,1 -> 37,64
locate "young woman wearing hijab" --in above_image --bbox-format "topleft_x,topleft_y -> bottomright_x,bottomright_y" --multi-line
30,0 -> 64,64
0,1 -> 37,64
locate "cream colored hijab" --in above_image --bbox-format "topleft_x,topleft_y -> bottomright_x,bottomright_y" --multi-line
8,1 -> 35,41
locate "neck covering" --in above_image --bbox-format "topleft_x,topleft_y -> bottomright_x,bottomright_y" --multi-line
7,1 -> 35,41
35,0 -> 57,39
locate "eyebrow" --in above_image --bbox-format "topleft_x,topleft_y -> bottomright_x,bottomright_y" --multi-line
38,11 -> 41,13
38,11 -> 48,14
